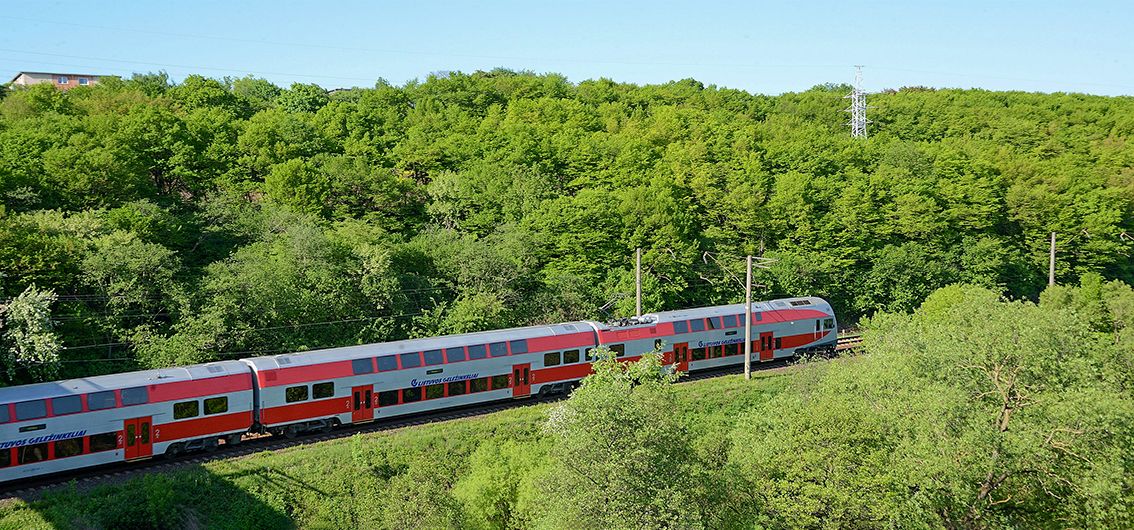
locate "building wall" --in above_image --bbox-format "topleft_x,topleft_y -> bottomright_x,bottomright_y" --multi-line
11,73 -> 100,90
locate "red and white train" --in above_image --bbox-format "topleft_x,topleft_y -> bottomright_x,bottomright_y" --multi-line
0,297 -> 836,483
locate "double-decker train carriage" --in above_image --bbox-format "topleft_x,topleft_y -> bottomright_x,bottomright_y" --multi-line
0,296 -> 836,483
0,360 -> 253,482
243,322 -> 596,438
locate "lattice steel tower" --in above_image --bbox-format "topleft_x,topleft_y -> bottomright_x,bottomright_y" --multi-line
845,65 -> 869,139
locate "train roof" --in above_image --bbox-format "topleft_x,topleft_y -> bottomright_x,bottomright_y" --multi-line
242,321 -> 595,371
0,360 -> 249,404
641,296 -> 832,325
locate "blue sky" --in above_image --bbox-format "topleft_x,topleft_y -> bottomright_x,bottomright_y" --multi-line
2,1 -> 1132,95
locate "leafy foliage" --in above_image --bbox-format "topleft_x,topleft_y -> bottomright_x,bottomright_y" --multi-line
0,70 -> 1132,381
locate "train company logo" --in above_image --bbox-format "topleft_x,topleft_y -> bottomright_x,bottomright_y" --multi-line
0,430 -> 87,450
410,373 -> 480,388
697,337 -> 745,349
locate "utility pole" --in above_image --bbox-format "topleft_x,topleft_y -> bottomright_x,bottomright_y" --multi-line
845,65 -> 869,139
744,255 -> 752,380
1049,232 -> 1056,286
635,248 -> 642,317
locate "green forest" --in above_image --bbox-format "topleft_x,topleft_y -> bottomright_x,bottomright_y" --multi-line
1,70 -> 1133,383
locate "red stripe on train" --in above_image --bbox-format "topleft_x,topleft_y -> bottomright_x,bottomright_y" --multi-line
260,397 -> 351,425
148,374 -> 253,403
153,411 -> 252,442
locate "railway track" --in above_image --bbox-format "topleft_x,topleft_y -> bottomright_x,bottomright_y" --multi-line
1,335 -> 861,500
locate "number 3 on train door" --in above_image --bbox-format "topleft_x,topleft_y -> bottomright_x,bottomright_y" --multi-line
512,363 -> 530,398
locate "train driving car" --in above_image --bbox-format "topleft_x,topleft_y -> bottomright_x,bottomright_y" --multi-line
0,360 -> 254,482
243,322 -> 598,437
630,296 -> 837,372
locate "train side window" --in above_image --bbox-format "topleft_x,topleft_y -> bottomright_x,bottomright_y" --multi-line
673,320 -> 688,334
775,338 -> 782,349
509,339 -> 528,354
377,356 -> 397,372
491,374 -> 510,390
378,390 -> 399,407
824,318 -> 835,330
691,347 -> 706,361
708,317 -> 722,330
425,384 -> 444,400
89,432 -> 118,452
17,443 -> 48,465
399,352 -> 422,369
423,349 -> 444,366
51,395 -> 82,416
445,347 -> 466,363
173,400 -> 199,419
402,387 -> 422,403
88,391 -> 117,411
0,449 -> 8,467
722,314 -> 738,328
710,346 -> 723,358
544,351 -> 561,367
352,358 -> 374,375
121,387 -> 148,406
14,400 -> 46,421
563,349 -> 580,363
754,312 -> 762,322
54,438 -> 83,459
816,320 -> 821,332
205,397 -> 229,415
447,381 -> 466,397
0,405 -> 7,424
689,319 -> 705,332
726,343 -> 740,356
285,385 -> 309,403
610,344 -> 626,357
585,348 -> 595,362
470,377 -> 489,393
313,382 -> 334,399
489,342 -> 508,357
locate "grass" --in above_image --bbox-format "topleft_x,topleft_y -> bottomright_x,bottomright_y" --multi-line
0,366 -> 798,530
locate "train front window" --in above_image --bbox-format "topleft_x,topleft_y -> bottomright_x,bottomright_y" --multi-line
824,318 -> 835,330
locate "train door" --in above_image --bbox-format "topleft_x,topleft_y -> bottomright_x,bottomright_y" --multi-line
759,331 -> 775,361
124,416 -> 152,460
352,385 -> 373,423
673,342 -> 690,372
512,363 -> 531,398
